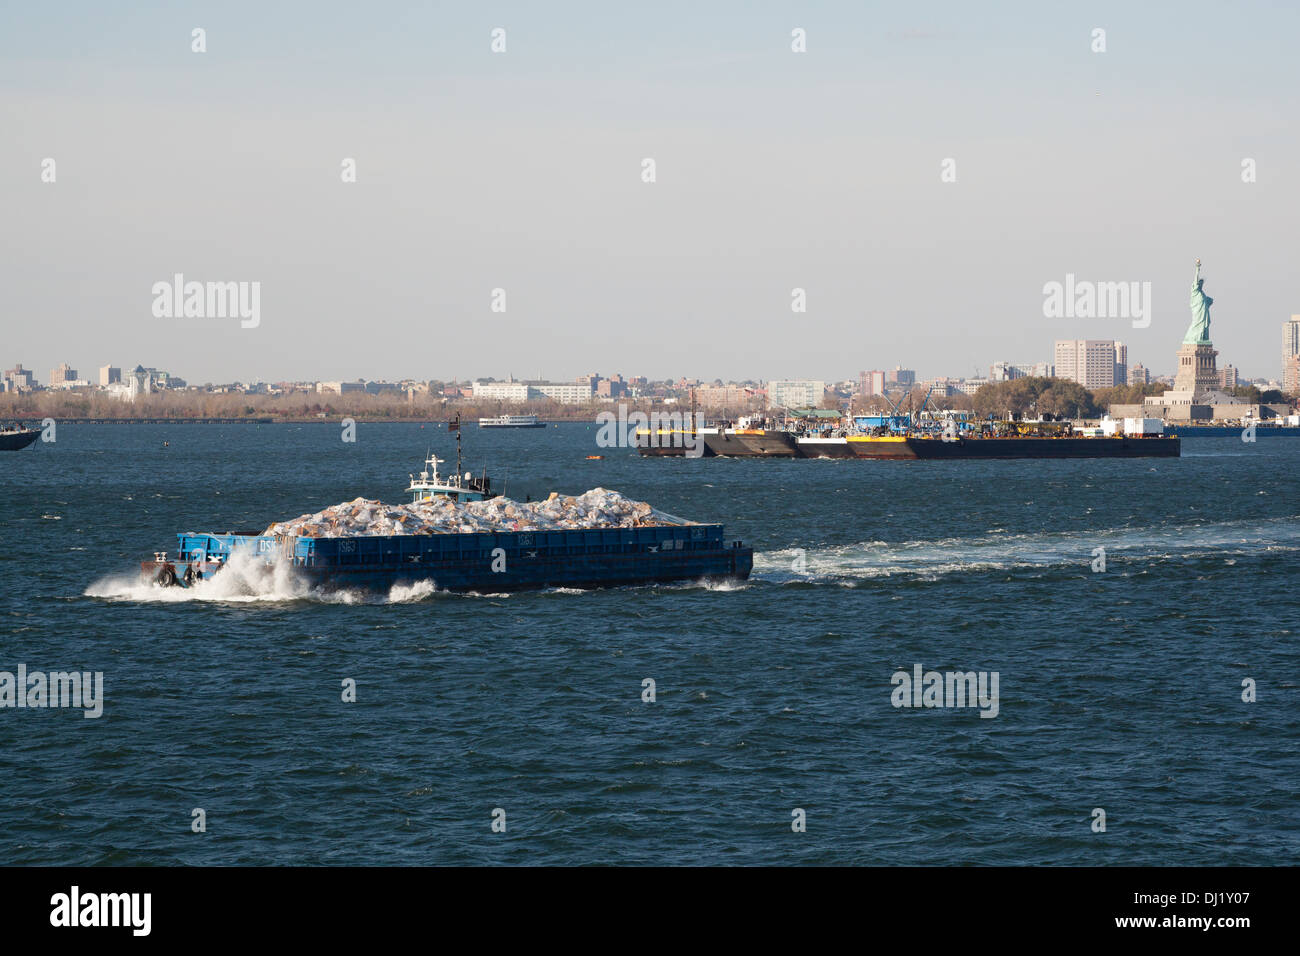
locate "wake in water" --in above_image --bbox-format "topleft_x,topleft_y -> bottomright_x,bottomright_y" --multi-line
84,550 -> 443,605
82,553 -> 741,605
755,514 -> 1300,584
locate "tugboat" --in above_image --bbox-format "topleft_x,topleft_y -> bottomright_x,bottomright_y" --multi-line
0,423 -> 41,451
409,414 -> 496,502
407,454 -> 495,503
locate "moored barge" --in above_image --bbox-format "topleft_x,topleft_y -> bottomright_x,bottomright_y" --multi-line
643,416 -> 1182,460
796,433 -> 1180,459
634,425 -> 799,457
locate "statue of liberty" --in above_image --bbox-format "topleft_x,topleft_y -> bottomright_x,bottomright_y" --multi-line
1184,258 -> 1212,344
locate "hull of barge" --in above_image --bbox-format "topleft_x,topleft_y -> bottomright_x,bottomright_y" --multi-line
634,429 -> 797,457
840,435 -> 1181,459
143,525 -> 753,593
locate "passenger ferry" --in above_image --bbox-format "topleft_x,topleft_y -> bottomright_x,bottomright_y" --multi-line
478,414 -> 545,428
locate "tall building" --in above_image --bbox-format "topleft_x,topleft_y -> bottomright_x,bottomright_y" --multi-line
1128,364 -> 1150,386
1053,340 -> 1124,389
470,380 -> 595,404
885,367 -> 915,389
534,382 -> 595,405
1218,366 -> 1238,390
99,365 -> 121,386
50,363 -> 77,387
471,380 -> 530,402
4,365 -> 34,390
989,362 -> 1030,382
696,384 -> 753,407
1284,316 -> 1300,394
920,377 -> 960,397
858,370 -> 885,396
1053,341 -> 1077,383
768,380 -> 827,409
125,365 -> 155,399
596,375 -> 628,399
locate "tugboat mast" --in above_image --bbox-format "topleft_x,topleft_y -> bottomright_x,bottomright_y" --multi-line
451,413 -> 463,478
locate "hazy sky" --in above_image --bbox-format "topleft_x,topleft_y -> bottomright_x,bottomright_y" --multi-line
3,1 -> 1297,384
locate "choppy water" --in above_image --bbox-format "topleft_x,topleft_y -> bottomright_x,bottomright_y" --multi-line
1,423 -> 1296,864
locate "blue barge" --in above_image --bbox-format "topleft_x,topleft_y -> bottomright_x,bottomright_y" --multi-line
146,524 -> 753,593
141,444 -> 753,594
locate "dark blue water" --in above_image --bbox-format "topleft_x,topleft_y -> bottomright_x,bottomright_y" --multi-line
1,424 -> 1296,864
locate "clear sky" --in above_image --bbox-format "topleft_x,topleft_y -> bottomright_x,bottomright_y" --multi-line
3,1 -> 1297,384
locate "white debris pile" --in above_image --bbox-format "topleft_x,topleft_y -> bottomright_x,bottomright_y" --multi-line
263,489 -> 686,538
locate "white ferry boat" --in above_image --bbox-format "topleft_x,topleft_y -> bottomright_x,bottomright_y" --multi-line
478,414 -> 545,428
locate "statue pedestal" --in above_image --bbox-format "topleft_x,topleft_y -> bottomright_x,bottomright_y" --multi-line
1174,342 -> 1219,396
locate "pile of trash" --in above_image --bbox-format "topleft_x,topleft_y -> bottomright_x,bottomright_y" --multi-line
263,488 -> 686,538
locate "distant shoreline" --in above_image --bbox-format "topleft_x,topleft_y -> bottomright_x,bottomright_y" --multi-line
5,417 -> 596,425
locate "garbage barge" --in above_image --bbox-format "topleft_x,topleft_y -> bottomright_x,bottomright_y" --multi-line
140,452 -> 752,594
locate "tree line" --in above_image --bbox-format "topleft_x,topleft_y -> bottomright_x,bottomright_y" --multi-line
854,377 -> 1293,421
0,390 -> 710,422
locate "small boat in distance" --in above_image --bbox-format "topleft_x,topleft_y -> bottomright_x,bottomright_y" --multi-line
0,424 -> 41,451
478,414 -> 546,428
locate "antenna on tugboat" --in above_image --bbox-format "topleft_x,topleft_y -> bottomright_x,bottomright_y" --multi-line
450,413 -> 463,478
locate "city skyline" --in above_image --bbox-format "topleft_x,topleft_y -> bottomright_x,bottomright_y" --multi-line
5,3 -> 1300,382
5,279 -> 1296,389
8,317 -> 1296,393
